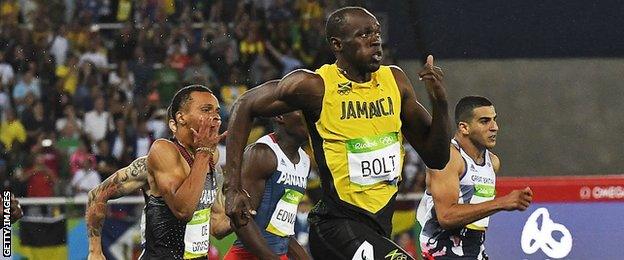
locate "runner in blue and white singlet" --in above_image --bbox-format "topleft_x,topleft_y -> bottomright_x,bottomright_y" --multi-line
225,111 -> 311,260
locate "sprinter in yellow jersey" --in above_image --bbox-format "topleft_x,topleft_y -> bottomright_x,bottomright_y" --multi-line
225,6 -> 451,260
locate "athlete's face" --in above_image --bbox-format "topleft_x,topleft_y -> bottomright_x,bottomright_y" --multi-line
280,110 -> 308,144
177,91 -> 221,134
462,106 -> 499,149
339,11 -> 383,72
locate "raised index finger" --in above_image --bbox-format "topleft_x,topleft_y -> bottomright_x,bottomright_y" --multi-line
427,55 -> 434,67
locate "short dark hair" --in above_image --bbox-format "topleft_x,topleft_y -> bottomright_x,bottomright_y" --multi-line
454,96 -> 493,125
168,85 -> 213,122
325,6 -> 369,43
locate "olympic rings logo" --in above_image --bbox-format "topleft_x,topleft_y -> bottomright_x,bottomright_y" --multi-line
521,208 -> 573,259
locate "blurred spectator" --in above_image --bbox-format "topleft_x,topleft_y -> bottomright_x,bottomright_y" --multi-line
49,26 -> 70,66
56,55 -> 80,95
219,67 -> 248,121
109,60 -> 135,102
147,109 -> 169,139
84,96 -> 113,143
106,116 -> 133,164
20,153 -> 57,198
70,158 -> 101,197
133,119 -> 154,158
21,101 -> 53,142
183,53 -> 218,90
56,104 -> 84,136
128,47 -> 154,101
0,51 -> 15,87
265,40 -> 303,76
78,38 -> 108,71
12,70 -> 41,112
154,57 -> 181,107
0,109 -> 26,151
94,139 -> 119,178
69,137 -> 96,175
112,24 -> 137,63
0,82 -> 10,122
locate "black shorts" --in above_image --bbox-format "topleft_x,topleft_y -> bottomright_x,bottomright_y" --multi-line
309,217 -> 414,260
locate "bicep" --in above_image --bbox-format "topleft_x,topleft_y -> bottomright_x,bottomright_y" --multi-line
147,142 -> 186,199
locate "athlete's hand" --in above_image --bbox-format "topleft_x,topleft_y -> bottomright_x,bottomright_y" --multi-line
498,187 -> 533,211
225,187 -> 256,227
190,116 -> 227,151
87,251 -> 106,260
418,55 -> 447,101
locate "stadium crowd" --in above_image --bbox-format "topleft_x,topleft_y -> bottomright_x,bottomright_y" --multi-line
0,0 -> 424,257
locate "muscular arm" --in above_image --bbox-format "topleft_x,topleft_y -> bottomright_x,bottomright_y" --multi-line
224,72 -> 321,225
148,139 -> 212,221
86,156 -> 148,254
232,144 -> 280,259
428,148 -> 502,230
392,66 -> 451,169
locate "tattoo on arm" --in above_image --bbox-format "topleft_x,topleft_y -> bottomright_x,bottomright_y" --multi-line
86,157 -> 148,238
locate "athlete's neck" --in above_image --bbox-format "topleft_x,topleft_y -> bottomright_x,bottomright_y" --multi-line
336,58 -> 371,83
273,130 -> 302,163
454,134 -> 487,165
173,132 -> 195,156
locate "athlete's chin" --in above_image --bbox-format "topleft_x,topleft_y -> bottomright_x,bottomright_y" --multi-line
485,140 -> 496,149
367,62 -> 381,72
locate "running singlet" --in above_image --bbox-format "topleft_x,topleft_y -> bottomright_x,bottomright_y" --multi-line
417,139 -> 496,259
141,139 -> 217,260
309,63 -> 404,236
232,133 -> 310,255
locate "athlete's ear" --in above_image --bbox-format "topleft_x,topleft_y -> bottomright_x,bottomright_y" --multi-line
329,37 -> 342,52
458,121 -> 470,135
176,112 -> 186,126
168,119 -> 177,133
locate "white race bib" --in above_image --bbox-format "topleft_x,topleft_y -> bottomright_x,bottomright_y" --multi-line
346,133 -> 401,186
183,208 -> 210,259
468,184 -> 495,229
266,189 -> 304,237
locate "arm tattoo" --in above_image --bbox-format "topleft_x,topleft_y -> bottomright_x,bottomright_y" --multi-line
86,157 -> 148,238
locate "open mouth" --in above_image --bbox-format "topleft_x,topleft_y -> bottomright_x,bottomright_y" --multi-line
372,51 -> 383,62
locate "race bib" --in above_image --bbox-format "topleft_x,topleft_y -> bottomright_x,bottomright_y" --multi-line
346,132 -> 401,186
183,208 -> 210,259
468,183 -> 495,229
266,189 -> 304,237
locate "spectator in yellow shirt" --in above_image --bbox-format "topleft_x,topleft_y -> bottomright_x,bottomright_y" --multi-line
0,109 -> 26,151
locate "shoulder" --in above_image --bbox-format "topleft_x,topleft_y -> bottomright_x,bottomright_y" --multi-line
147,139 -> 180,168
489,151 -> 500,173
279,69 -> 324,92
388,65 -> 413,96
243,142 -> 278,174
449,146 -> 466,174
